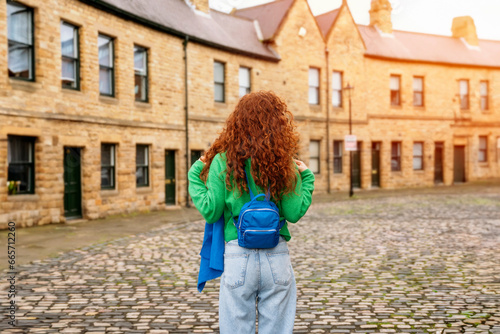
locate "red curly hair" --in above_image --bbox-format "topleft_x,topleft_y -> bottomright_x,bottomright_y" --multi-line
200,91 -> 300,201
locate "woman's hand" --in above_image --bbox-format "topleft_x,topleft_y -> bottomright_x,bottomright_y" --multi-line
294,159 -> 308,173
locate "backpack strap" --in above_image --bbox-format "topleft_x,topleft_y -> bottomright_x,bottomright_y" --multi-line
244,169 -> 271,201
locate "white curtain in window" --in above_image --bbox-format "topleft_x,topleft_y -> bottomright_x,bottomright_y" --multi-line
8,45 -> 30,74
332,71 -> 342,90
98,36 -> 112,67
61,58 -> 75,81
239,67 -> 250,88
134,47 -> 146,74
214,62 -> 224,83
8,6 -> 31,44
308,68 -> 319,87
460,80 -> 468,95
390,76 -> 400,90
480,82 -> 488,96
61,23 -> 75,57
99,68 -> 112,94
413,77 -> 422,91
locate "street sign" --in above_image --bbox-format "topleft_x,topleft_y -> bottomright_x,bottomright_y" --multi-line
345,135 -> 357,151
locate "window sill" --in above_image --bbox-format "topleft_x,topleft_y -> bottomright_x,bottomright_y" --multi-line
9,78 -> 41,92
390,105 -> 403,109
7,194 -> 39,201
136,186 -> 153,193
135,101 -> 151,109
62,87 -> 83,96
99,95 -> 119,105
332,106 -> 344,111
413,169 -> 425,173
100,189 -> 119,197
214,101 -> 227,108
478,162 -> 489,167
412,105 -> 425,110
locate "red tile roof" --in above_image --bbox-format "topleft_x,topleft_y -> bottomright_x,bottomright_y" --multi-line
79,0 -> 280,61
358,25 -> 500,68
234,0 -> 294,41
315,8 -> 340,39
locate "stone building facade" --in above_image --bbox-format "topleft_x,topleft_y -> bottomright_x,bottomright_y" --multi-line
1,0 -> 499,228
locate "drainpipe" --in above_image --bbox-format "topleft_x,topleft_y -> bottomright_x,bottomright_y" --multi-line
325,47 -> 331,194
184,36 -> 190,207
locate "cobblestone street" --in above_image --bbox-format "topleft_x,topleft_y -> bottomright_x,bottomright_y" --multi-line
1,187 -> 500,333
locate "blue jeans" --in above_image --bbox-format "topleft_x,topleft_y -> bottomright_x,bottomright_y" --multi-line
219,236 -> 296,334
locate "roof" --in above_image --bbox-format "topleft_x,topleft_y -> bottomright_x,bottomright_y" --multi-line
315,8 -> 340,39
233,0 -> 294,41
358,25 -> 500,68
79,0 -> 280,61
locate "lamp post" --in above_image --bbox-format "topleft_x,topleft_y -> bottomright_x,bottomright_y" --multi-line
344,83 -> 354,197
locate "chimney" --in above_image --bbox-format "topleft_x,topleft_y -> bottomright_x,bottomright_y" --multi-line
369,0 -> 393,34
191,0 -> 209,14
452,16 -> 479,46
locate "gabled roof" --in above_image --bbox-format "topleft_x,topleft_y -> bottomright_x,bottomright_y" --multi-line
233,0 -> 294,41
315,8 -> 340,39
358,25 -> 500,68
79,0 -> 280,61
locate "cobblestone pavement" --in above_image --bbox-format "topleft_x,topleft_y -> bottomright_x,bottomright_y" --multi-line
1,190 -> 499,333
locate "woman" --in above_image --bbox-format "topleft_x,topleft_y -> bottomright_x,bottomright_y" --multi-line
188,91 -> 315,333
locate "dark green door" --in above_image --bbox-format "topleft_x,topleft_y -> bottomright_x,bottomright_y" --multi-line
64,147 -> 82,219
191,150 -> 202,167
352,142 -> 361,188
165,150 -> 176,205
453,146 -> 465,183
434,142 -> 444,183
371,142 -> 380,187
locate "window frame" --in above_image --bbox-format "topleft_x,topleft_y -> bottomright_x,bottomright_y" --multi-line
98,33 -> 115,97
333,140 -> 343,174
478,136 -> 487,162
413,142 -> 424,171
480,81 -> 489,111
7,1 -> 35,81
136,144 -> 149,187
308,67 -> 320,105
391,141 -> 402,171
101,143 -> 116,190
390,75 -> 401,106
61,21 -> 80,90
332,71 -> 343,108
134,45 -> 148,102
459,79 -> 469,110
413,76 -> 424,107
7,135 -> 36,195
309,140 -> 320,174
238,66 -> 251,98
214,61 -> 225,103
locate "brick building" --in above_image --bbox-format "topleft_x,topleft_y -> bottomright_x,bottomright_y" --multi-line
1,0 -> 499,228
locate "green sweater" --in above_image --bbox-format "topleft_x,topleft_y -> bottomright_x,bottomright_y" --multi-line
188,152 -> 315,242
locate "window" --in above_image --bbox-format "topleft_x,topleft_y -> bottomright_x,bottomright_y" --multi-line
134,45 -> 148,102
214,61 -> 225,102
7,2 -> 34,80
333,140 -> 343,173
413,142 -> 423,170
480,81 -> 489,111
308,68 -> 319,105
478,136 -> 487,162
136,145 -> 149,187
7,135 -> 35,195
309,140 -> 320,174
61,21 -> 80,89
413,77 -> 423,106
391,142 -> 401,171
332,71 -> 342,107
459,80 -> 469,110
239,67 -> 251,98
101,144 -> 115,189
390,75 -> 401,106
98,34 -> 114,96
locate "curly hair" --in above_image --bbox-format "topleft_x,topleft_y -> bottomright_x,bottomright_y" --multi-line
199,91 -> 300,201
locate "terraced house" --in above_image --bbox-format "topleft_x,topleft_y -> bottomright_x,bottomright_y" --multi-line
1,0 -> 499,228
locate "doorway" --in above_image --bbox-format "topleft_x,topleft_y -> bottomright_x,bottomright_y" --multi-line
371,142 -> 380,187
434,142 -> 444,183
64,147 -> 82,219
352,142 -> 361,188
165,150 -> 176,205
453,146 -> 466,183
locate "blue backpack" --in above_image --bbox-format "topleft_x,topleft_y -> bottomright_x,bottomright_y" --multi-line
232,170 -> 286,249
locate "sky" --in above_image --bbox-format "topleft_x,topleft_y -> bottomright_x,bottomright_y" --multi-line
210,0 -> 500,41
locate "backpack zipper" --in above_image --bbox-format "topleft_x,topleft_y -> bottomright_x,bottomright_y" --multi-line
238,208 -> 279,229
